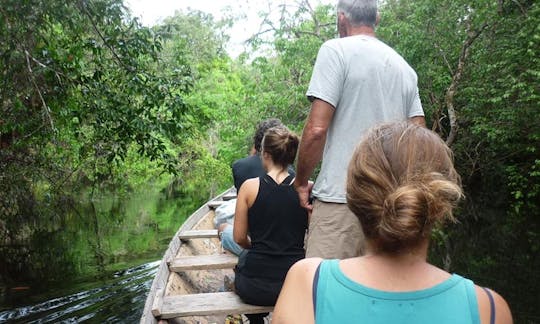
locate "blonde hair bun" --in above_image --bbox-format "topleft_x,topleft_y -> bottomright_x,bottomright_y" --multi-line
346,122 -> 463,252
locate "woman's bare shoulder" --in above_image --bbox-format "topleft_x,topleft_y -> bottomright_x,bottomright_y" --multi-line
273,258 -> 324,299
238,177 -> 260,200
475,285 -> 513,324
239,177 -> 259,190
273,258 -> 324,324
289,257 -> 324,276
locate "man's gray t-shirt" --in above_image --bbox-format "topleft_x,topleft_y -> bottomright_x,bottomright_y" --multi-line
306,35 -> 424,203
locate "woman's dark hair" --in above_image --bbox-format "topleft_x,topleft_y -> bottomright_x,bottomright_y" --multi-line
262,126 -> 299,168
253,118 -> 283,153
346,122 -> 463,253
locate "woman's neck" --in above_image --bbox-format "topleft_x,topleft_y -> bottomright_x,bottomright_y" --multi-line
266,163 -> 289,184
361,240 -> 430,270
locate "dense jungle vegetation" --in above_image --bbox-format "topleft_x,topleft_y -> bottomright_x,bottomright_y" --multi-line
1,0 -> 538,321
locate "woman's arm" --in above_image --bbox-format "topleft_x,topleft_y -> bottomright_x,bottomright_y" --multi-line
273,258 -> 323,324
233,178 -> 258,249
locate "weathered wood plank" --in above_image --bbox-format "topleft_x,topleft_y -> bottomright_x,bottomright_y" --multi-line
178,229 -> 219,240
151,288 -> 164,317
169,254 -> 238,271
222,193 -> 237,201
207,200 -> 225,209
160,292 -> 273,319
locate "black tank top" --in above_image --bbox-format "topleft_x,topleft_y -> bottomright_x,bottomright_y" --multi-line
238,174 -> 308,280
248,174 -> 308,256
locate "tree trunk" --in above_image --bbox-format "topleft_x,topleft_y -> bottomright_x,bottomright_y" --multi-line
445,22 -> 488,146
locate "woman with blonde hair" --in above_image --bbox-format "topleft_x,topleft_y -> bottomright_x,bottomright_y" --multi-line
274,122 -> 512,324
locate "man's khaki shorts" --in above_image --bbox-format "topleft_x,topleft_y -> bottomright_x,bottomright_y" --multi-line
306,199 -> 365,259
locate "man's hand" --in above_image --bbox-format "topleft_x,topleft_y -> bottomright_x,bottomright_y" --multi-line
295,181 -> 314,212
294,99 -> 333,214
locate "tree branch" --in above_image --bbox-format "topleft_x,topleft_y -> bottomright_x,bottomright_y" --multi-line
24,50 -> 71,86
303,0 -> 320,36
25,50 -> 57,134
433,42 -> 454,75
78,0 -> 134,72
445,21 -> 488,146
511,0 -> 527,16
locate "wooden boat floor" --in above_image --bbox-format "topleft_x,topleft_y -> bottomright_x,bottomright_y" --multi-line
165,209 -> 236,324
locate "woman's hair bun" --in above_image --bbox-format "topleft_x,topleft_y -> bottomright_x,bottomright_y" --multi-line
262,126 -> 299,168
346,122 -> 463,253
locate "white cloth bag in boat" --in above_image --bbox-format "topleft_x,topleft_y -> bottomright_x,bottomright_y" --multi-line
214,199 -> 237,228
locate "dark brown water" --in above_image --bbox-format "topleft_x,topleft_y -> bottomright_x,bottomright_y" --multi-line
0,260 -> 158,323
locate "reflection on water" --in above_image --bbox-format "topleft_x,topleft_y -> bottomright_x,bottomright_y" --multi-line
0,260 -> 159,323
0,182 -> 209,323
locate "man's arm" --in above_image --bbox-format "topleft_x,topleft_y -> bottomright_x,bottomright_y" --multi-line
409,116 -> 426,127
294,99 -> 335,211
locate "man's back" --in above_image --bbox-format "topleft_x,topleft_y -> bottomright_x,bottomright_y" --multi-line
232,155 -> 264,190
232,155 -> 296,190
307,35 -> 424,203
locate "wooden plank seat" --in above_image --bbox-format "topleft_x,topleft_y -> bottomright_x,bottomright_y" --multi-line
207,200 -> 225,209
158,292 -> 273,319
222,193 -> 237,201
178,229 -> 219,240
169,254 -> 238,271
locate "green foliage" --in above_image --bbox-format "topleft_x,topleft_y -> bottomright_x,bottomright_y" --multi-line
154,10 -> 230,76
151,10 -> 240,194
242,3 -> 336,128
0,0 -> 198,287
1,0 -> 192,172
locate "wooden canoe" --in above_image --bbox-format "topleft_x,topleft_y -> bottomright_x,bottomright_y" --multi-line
140,187 -> 273,324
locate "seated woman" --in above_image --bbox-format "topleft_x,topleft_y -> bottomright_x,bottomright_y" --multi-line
218,118 -> 293,257
233,126 -> 308,324
273,122 -> 512,324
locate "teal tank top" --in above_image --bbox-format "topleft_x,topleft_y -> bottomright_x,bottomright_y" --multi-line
315,259 -> 480,324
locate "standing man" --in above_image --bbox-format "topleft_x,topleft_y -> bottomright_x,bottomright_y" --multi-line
295,0 -> 426,259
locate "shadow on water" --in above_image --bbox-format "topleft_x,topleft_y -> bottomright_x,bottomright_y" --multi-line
0,260 -> 159,323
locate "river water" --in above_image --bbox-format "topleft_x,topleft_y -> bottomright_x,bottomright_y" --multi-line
0,184 -> 210,323
0,260 -> 158,323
